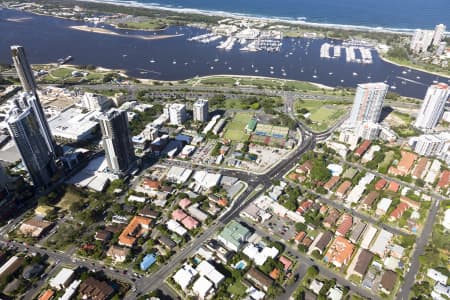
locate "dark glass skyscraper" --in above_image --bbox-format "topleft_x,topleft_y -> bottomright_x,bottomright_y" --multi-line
11,45 -> 56,156
6,103 -> 56,187
98,109 -> 136,175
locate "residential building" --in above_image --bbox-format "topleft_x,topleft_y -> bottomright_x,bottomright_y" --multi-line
78,277 -> 114,300
412,157 -> 429,179
370,229 -> 393,258
217,220 -> 251,251
193,99 -> 209,122
414,83 -> 449,132
409,132 -> 450,157
335,180 -> 352,198
349,222 -> 366,243
245,267 -> 273,292
11,46 -> 56,155
353,249 -> 373,277
192,276 -> 213,299
336,214 -> 353,236
19,218 -> 53,237
427,268 -> 448,284
360,225 -> 377,249
312,231 -> 333,254
106,245 -> 129,263
324,236 -> 354,268
410,29 -> 434,53
82,92 -> 112,112
376,198 -> 392,216
433,24 -> 446,46
167,103 -> 187,125
196,260 -> 225,287
380,270 -> 397,294
362,191 -> 379,209
11,45 -> 37,93
98,108 -> 136,175
0,256 -> 23,280
389,151 -> 417,176
118,216 -> 152,248
49,268 -> 75,290
348,83 -> 388,126
6,101 -> 56,186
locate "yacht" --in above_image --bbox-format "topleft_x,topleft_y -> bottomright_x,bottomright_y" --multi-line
172,60 -> 177,64
150,59 -> 156,63
352,72 -> 358,76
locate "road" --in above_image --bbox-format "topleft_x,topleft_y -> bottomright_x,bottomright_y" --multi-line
397,198 -> 440,300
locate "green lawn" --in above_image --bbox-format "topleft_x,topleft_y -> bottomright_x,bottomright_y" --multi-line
56,190 -> 83,211
118,19 -> 167,30
379,151 -> 395,170
296,100 -> 349,131
50,67 -> 74,78
223,112 -> 253,142
199,76 -> 321,91
227,281 -> 247,297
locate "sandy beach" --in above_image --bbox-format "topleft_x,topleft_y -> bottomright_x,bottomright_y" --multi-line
69,25 -> 184,40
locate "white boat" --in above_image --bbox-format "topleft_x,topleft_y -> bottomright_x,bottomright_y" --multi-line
210,66 -> 214,70
214,58 -> 219,62
172,60 -> 177,64
228,67 -> 232,70
150,59 -> 156,63
352,72 -> 358,76
391,85 -> 397,90
270,71 -> 274,74
312,75 -> 318,79
340,79 -> 344,83
416,76 -> 421,79
402,71 -> 407,74
255,69 -> 259,73
328,72 -> 333,76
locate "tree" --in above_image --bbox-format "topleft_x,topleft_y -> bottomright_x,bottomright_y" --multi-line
295,222 -> 307,232
306,265 -> 319,278
310,160 -> 331,182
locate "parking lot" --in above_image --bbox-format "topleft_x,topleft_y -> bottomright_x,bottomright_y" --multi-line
262,214 -> 297,242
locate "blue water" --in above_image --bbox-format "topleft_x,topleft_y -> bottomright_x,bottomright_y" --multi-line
1,9 -> 449,99
106,0 -> 450,30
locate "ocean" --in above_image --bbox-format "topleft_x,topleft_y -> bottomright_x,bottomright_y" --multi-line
96,0 -> 450,30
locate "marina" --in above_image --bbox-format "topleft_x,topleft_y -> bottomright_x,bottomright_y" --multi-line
1,8 -> 448,99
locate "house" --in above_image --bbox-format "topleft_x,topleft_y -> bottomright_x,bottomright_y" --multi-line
19,218 -> 53,238
240,203 -> 261,223
217,220 -> 251,251
0,256 -> 23,280
173,264 -> 198,290
138,207 -> 160,219
324,236 -> 354,268
323,209 -> 340,228
95,230 -> 112,242
362,191 -> 379,209
412,157 -> 429,179
118,216 -> 152,248
140,254 -> 157,271
389,151 -> 417,176
353,249 -> 373,277
172,209 -> 188,222
187,204 -> 209,222
312,231 -> 333,254
78,277 -> 114,300
335,181 -> 352,198
427,269 -> 448,284
376,198 -> 392,216
336,214 -> 353,236
324,176 -> 340,191
380,270 -> 397,294
279,256 -> 292,271
309,279 -> 324,294
354,140 -> 371,157
245,267 -> 274,292
375,178 -> 387,191
437,170 -> 450,190
295,231 -> 306,244
49,268 -> 75,290
327,287 -> 343,300
181,216 -> 199,230
166,220 -> 187,236
158,235 -> 176,249
387,181 -> 400,193
349,222 -> 366,243
389,203 -> 409,221
370,229 -> 393,258
38,289 -> 55,300
297,160 -> 313,174
400,196 -> 420,210
142,179 -> 161,191
389,244 -> 405,259
297,200 -> 313,215
192,276 -> 213,299
179,198 -> 192,209
243,244 -> 279,266
106,245 -> 130,263
360,225 -> 377,249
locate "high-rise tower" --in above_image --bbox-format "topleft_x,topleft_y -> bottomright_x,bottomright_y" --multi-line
348,82 -> 389,126
98,109 -> 136,175
414,83 -> 449,132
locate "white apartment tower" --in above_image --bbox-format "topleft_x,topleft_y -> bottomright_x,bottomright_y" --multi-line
414,83 -> 449,132
432,24 -> 446,46
168,103 -> 187,125
193,99 -> 209,122
348,82 -> 389,126
410,30 -> 434,53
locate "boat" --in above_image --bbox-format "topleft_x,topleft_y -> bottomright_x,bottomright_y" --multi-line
270,71 -> 274,74
255,69 -> 259,73
57,56 -> 73,65
340,79 -> 344,83
328,72 -> 333,76
210,66 -> 214,70
228,67 -> 232,70
416,76 -> 421,79
402,70 -> 407,74
391,85 -> 397,90
367,76 -> 371,79
150,59 -> 156,63
312,75 -> 317,78
172,60 -> 177,64
122,54 -> 127,57
214,58 -> 219,62
352,72 -> 358,76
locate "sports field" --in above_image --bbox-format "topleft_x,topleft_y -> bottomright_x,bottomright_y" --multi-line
223,112 -> 253,141
296,100 -> 349,131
